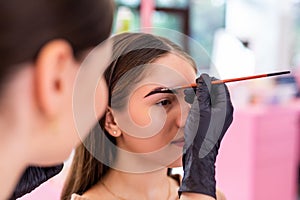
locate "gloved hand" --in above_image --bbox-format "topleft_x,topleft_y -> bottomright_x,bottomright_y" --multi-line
10,164 -> 63,200
179,74 -> 234,199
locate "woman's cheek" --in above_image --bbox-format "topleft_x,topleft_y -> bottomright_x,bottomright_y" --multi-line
115,103 -> 167,139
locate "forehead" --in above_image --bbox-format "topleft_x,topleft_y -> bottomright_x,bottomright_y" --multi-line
140,53 -> 196,87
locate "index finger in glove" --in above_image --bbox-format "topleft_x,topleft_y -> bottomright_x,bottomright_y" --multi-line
183,74 -> 213,151
184,73 -> 234,158
198,81 -> 233,158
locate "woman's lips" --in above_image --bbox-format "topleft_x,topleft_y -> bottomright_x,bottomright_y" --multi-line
171,137 -> 185,147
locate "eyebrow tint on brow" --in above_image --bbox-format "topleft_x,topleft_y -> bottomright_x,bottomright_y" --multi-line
144,87 -> 176,98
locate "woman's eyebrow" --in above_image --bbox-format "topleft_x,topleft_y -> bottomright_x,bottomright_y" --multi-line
144,87 -> 176,98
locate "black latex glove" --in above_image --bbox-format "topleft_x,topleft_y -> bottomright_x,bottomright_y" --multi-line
10,164 -> 63,200
179,74 -> 234,199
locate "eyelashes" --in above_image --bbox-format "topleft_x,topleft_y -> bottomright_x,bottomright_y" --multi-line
156,99 -> 172,107
154,94 -> 177,109
149,91 -> 185,109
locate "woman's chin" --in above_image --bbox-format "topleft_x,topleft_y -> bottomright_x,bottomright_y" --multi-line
167,156 -> 182,168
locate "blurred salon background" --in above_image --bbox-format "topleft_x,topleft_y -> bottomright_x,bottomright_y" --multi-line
19,0 -> 300,199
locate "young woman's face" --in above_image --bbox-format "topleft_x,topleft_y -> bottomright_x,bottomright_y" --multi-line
112,53 -> 196,169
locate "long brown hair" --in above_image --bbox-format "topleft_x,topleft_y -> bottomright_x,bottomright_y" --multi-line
61,32 -> 196,200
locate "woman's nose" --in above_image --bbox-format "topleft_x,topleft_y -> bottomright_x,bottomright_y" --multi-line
176,100 -> 191,128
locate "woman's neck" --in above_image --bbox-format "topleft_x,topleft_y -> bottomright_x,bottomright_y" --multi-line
102,168 -> 171,200
83,147 -> 180,199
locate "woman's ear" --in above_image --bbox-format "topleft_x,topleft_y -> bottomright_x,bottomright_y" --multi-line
105,107 -> 122,137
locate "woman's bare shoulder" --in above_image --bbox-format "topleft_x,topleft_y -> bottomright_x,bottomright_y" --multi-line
71,192 -> 113,200
216,189 -> 227,200
70,194 -> 90,200
70,183 -> 114,200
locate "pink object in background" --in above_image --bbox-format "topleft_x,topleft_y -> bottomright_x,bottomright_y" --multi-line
140,0 -> 154,28
216,105 -> 299,200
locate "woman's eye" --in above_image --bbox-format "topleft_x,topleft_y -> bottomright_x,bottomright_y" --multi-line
156,99 -> 171,106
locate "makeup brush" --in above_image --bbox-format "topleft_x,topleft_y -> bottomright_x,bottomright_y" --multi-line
144,70 -> 290,97
172,70 -> 290,90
